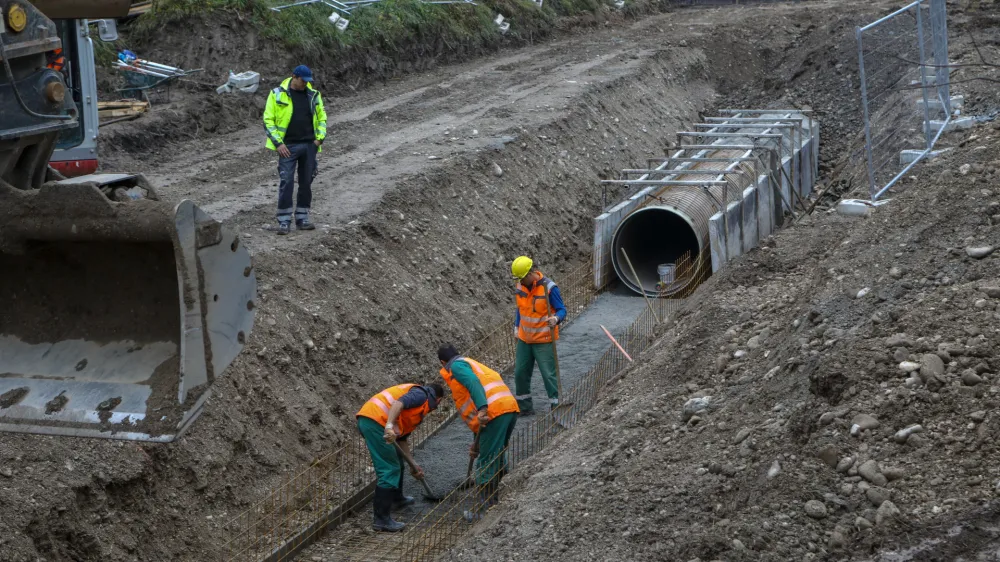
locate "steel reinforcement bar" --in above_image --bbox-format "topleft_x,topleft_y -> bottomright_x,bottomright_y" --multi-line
222,257 -> 599,561
384,250 -> 713,561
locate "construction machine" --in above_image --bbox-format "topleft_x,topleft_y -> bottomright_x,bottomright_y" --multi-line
0,0 -> 257,442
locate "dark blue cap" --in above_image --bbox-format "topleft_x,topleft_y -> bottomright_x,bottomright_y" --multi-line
292,65 -> 313,82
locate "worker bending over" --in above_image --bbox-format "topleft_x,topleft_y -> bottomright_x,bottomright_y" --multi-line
510,255 -> 567,415
437,344 -> 519,520
356,382 -> 444,532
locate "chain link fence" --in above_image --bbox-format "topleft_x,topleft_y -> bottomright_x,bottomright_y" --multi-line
841,0 -> 952,201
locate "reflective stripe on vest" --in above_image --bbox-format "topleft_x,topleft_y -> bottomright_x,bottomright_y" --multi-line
355,383 -> 431,437
440,357 -> 519,433
516,274 -> 559,344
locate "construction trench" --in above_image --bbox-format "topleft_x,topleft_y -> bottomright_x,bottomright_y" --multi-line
14,1 -> 985,560
227,112 -> 820,561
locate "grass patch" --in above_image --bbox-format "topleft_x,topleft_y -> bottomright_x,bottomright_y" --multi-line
131,0 -> 621,61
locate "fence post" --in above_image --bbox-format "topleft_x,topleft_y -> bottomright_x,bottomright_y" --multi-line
855,26 -> 877,200
930,0 -> 950,115
915,3 -> 932,150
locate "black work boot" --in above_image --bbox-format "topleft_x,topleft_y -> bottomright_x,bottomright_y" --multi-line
276,221 -> 291,235
392,489 -> 415,510
296,218 -> 316,231
372,486 -> 406,532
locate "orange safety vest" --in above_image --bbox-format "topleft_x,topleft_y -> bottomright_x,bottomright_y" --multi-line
356,384 -> 432,437
515,272 -> 559,344
440,357 -> 519,434
47,48 -> 65,72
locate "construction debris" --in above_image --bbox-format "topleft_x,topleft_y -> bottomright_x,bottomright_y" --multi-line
216,71 -> 261,94
97,100 -> 150,121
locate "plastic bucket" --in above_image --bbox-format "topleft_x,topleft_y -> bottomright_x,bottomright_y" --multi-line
657,263 -> 676,285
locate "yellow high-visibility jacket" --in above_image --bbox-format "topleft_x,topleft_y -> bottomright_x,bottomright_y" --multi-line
262,77 -> 327,151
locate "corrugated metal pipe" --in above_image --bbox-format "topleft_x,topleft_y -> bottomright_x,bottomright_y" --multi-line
611,173 -> 749,297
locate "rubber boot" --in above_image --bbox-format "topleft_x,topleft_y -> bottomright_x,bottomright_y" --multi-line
462,478 -> 499,522
372,486 -> 406,532
392,452 -> 415,510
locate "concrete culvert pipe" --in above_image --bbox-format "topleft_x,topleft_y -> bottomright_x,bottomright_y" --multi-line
611,186 -> 721,297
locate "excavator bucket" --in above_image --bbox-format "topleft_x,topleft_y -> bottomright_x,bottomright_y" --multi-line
0,174 -> 256,442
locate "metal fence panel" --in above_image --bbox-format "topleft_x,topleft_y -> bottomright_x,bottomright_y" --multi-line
848,0 -> 950,201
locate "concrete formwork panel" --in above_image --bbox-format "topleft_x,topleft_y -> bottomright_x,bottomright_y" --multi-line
741,186 -> 758,254
757,173 -> 773,240
726,201 -> 742,260
709,211 -> 726,273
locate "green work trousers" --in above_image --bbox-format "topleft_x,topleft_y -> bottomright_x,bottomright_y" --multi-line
514,339 -> 559,412
358,416 -> 404,489
474,412 -> 517,487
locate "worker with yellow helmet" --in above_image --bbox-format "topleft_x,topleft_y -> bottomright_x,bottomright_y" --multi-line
510,255 -> 566,415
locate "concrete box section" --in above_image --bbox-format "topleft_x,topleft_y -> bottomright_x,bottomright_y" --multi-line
594,111 -> 819,291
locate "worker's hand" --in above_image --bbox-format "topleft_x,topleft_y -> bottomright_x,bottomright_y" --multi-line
469,444 -> 479,459
313,139 -> 322,147
477,409 -> 489,427
277,144 -> 292,158
546,315 -> 559,327
410,464 -> 425,480
383,426 -> 397,444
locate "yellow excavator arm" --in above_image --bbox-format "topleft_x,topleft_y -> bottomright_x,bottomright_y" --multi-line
0,1 -> 257,442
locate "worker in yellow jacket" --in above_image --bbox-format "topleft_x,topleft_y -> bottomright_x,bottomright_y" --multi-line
437,344 -> 519,520
263,65 -> 327,234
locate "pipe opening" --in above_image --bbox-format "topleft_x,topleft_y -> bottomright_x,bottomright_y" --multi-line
612,207 -> 701,296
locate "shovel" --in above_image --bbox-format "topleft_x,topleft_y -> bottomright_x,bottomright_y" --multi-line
460,432 -> 482,490
542,284 -> 573,429
393,442 -> 443,502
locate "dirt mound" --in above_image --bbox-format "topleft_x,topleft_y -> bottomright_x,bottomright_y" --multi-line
449,78 -> 1000,562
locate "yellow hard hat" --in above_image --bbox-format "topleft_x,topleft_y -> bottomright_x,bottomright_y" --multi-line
511,256 -> 533,279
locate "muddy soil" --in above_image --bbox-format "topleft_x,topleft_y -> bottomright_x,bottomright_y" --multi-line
0,1 -> 931,561
449,8 -> 1000,561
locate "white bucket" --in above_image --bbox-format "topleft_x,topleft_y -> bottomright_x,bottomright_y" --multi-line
657,263 -> 676,286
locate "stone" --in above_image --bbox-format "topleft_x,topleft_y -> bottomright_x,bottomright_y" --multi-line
836,457 -> 854,474
492,162 -> 504,177
889,266 -> 904,279
886,333 -> 914,347
681,397 -> 712,422
767,460 -> 781,479
893,424 -> 923,443
857,287 -> 871,299
747,336 -> 761,350
882,467 -> 906,482
962,371 -> 984,386
855,516 -> 873,530
858,460 -> 888,486
970,410 -> 987,423
866,486 -> 890,507
966,246 -> 996,259
893,348 -> 910,362
817,445 -> 839,468
733,428 -> 752,444
0,467 -> 11,478
852,414 -> 880,431
982,286 -> 1000,298
829,529 -> 848,550
818,412 -> 837,426
804,500 -> 828,519
876,501 -> 901,526
898,361 -> 921,372
960,163 -> 972,175
732,538 -> 746,551
919,354 -> 945,381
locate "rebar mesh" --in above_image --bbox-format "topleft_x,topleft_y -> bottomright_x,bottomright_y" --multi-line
222,257 -> 603,561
